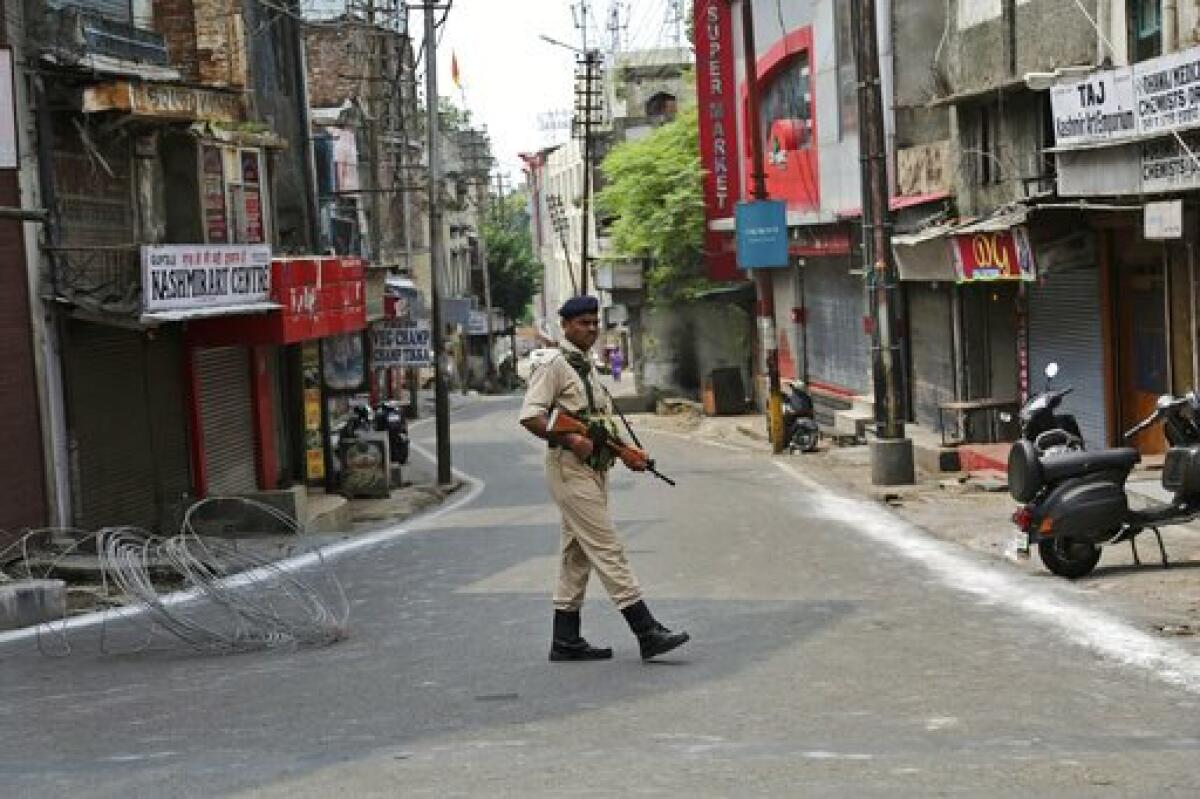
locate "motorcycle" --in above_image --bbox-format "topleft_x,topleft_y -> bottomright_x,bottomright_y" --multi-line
374,399 -> 410,465
783,381 -> 821,453
1008,378 -> 1200,578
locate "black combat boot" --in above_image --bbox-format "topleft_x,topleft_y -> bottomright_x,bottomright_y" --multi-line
549,610 -> 613,662
621,600 -> 690,661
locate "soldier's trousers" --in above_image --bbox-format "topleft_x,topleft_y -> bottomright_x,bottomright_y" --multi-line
545,448 -> 642,612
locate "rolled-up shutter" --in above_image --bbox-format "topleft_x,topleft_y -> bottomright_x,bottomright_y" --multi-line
196,347 -> 257,496
1028,263 -> 1109,448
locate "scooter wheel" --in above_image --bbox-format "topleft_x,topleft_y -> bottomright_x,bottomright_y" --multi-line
790,428 -> 819,453
1037,538 -> 1101,579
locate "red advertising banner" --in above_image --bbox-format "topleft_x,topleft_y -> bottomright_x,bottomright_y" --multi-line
695,0 -> 741,281
950,227 -> 1037,282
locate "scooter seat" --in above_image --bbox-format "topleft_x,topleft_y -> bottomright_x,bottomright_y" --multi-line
1009,442 -> 1140,503
1040,447 -> 1140,485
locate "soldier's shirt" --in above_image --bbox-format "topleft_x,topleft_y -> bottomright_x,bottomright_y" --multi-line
518,339 -> 613,423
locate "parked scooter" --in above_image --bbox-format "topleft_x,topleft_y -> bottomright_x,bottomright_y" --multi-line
783,380 -> 821,453
374,399 -> 410,465
1008,369 -> 1200,578
1014,362 -> 1085,454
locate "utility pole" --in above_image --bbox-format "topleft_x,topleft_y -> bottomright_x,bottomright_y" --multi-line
851,0 -> 914,485
463,128 -> 496,384
735,0 -> 785,453
574,48 -> 602,295
424,3 -> 452,485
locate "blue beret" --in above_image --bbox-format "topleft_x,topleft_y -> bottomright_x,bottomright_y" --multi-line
558,295 -> 599,319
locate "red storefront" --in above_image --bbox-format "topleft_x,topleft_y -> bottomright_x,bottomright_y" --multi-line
187,255 -> 366,495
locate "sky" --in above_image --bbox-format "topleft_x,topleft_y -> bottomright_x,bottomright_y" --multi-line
431,0 -> 687,185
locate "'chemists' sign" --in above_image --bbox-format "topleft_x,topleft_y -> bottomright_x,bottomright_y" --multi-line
141,244 -> 272,314
371,320 -> 432,367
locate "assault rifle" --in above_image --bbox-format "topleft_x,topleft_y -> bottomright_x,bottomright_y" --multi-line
547,407 -> 677,486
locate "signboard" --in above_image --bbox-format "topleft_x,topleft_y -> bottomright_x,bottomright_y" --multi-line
0,50 -> 16,169
84,81 -> 244,122
695,0 -> 742,281
949,228 -> 1037,282
1141,132 -> 1200,193
371,320 -> 432,368
1051,68 -> 1137,148
141,244 -> 271,314
1135,48 -> 1200,137
1145,199 -> 1184,239
302,341 -> 325,482
735,200 -> 789,269
338,432 -> 390,498
466,310 -> 489,336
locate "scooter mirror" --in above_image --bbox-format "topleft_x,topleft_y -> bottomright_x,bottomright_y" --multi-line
1045,362 -> 1059,379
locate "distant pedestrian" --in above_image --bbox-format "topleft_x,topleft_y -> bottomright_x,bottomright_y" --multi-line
610,348 -> 623,382
519,295 -> 689,662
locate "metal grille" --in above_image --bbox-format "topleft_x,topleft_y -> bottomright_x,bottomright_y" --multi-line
196,347 -> 257,496
1028,264 -> 1109,448
803,257 -> 870,394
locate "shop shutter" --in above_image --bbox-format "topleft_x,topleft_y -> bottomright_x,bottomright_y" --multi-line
908,283 -> 956,430
196,347 -> 258,496
804,257 -> 871,394
1028,264 -> 1109,448
65,321 -> 191,531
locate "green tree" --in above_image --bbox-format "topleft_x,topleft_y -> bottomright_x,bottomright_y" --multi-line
484,191 -> 541,326
596,103 -> 712,304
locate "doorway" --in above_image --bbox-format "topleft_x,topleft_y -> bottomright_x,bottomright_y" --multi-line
1117,256 -> 1169,454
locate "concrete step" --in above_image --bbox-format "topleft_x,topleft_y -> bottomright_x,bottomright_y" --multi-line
307,492 -> 351,534
0,580 -> 66,631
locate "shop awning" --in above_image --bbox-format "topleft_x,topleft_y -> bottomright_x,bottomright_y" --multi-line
140,301 -> 281,325
892,205 -> 1032,282
188,121 -> 287,149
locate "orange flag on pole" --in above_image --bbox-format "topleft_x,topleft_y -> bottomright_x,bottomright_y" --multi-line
451,51 -> 461,89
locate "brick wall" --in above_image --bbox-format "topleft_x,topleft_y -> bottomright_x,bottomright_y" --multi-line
155,0 -> 247,87
305,24 -> 359,107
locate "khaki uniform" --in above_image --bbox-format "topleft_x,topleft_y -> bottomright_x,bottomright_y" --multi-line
519,341 -> 642,612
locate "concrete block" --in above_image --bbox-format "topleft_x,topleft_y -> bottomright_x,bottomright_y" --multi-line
0,580 -> 66,631
871,438 -> 916,486
187,485 -> 307,537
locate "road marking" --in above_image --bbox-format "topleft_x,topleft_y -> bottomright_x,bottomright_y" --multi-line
0,436 -> 485,647
776,460 -> 1200,694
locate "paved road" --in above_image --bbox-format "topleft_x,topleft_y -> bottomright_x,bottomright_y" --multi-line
4,396 -> 1200,797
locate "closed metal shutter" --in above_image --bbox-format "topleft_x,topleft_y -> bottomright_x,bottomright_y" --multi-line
908,283 -> 955,429
1028,264 -> 1109,448
196,347 -> 258,496
804,257 -> 871,394
65,321 -> 191,531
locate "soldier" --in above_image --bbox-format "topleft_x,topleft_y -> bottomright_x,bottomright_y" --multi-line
519,295 -> 690,662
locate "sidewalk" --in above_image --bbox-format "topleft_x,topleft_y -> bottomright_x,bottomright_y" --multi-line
635,406 -> 1200,637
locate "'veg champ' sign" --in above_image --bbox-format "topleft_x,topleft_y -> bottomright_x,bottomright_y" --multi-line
142,245 -> 272,314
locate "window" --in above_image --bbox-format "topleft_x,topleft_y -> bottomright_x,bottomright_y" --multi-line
975,103 -> 1004,186
199,145 -> 270,245
645,92 -> 678,121
1129,0 -> 1162,61
759,51 -> 813,152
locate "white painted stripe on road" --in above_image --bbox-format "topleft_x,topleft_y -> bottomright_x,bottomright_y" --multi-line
776,460 -> 1200,694
0,431 -> 485,647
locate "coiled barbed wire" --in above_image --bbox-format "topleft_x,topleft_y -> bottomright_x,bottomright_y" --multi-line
1,497 -> 350,656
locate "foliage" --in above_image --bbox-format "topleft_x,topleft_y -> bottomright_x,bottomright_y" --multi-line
484,192 -> 541,325
596,103 -> 714,304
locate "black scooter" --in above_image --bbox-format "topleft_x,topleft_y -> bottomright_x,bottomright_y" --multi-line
1008,382 -> 1200,578
374,400 -> 410,465
1013,362 -> 1084,454
783,381 -> 820,453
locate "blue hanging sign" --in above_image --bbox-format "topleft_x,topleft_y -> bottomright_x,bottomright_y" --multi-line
735,200 -> 789,269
